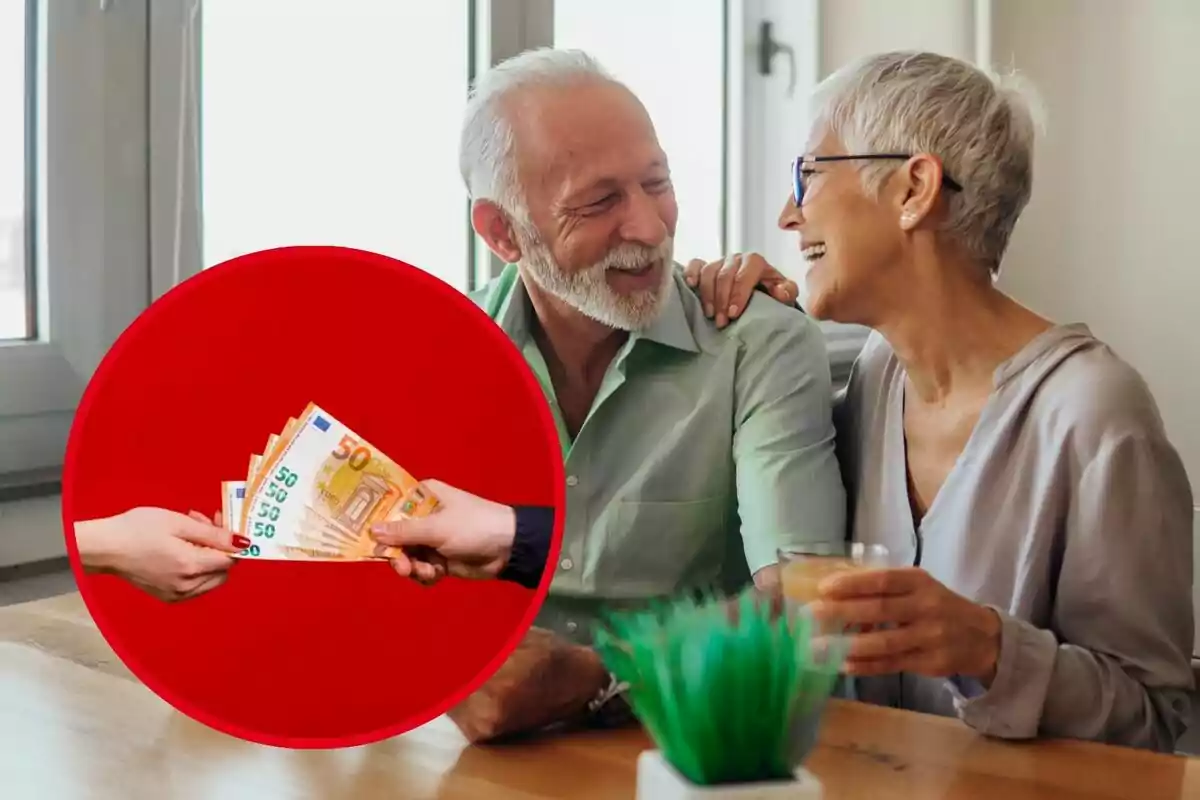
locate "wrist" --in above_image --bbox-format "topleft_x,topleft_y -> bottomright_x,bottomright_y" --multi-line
485,504 -> 517,573
971,605 -> 1003,686
495,506 -> 553,589
580,651 -> 633,728
582,648 -> 613,693
74,516 -> 123,574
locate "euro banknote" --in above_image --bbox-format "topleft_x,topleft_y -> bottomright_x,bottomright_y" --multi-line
220,403 -> 440,562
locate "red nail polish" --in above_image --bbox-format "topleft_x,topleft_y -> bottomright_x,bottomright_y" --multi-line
233,535 -> 251,549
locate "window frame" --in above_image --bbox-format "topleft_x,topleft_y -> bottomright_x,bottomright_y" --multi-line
0,0 -> 152,481
148,0 -> 203,302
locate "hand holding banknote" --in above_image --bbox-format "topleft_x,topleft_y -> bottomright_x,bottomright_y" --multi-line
75,507 -> 250,602
370,483 -> 555,589
370,480 -> 518,583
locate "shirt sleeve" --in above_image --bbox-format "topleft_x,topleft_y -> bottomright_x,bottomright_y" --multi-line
496,505 -> 555,590
949,430 -> 1196,752
732,310 -> 848,576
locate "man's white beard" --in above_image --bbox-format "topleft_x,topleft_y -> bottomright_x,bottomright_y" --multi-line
516,224 -> 674,332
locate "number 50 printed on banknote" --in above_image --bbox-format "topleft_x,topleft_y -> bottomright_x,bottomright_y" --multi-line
222,403 -> 440,561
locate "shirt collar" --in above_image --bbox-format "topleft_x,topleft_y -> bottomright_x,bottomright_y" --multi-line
495,265 -> 700,355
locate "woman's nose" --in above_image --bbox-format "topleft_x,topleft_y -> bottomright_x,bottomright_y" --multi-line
778,194 -> 804,231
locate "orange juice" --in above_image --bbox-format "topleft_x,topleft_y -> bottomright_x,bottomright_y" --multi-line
778,543 -> 890,606
780,556 -> 861,604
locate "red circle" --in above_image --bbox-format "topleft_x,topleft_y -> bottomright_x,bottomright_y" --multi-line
61,246 -> 564,748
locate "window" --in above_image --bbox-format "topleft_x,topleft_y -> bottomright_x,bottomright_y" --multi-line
197,0 -> 473,290
0,0 -> 150,479
0,0 -> 32,342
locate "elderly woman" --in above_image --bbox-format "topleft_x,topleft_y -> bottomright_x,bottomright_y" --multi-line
690,50 -> 1194,752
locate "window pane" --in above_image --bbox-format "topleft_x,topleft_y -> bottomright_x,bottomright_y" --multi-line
200,1 -> 472,290
0,0 -> 31,340
553,0 -> 726,264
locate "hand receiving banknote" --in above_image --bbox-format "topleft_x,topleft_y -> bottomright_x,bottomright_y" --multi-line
74,507 -> 249,602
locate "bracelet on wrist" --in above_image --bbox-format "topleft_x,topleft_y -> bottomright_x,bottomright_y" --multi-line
587,673 -> 634,728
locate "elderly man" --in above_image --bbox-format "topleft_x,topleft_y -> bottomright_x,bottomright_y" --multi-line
424,47 -> 846,742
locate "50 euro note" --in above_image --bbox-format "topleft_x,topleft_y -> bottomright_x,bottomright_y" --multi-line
224,476 -> 370,562
233,403 -> 440,562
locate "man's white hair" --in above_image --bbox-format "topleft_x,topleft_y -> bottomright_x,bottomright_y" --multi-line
811,51 -> 1046,275
459,47 -> 618,222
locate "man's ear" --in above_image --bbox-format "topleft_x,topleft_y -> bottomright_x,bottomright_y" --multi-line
472,200 -> 523,264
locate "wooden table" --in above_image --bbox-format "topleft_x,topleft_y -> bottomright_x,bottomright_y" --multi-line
1,592 -> 1197,800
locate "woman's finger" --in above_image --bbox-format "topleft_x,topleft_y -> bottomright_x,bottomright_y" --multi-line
698,259 -> 722,318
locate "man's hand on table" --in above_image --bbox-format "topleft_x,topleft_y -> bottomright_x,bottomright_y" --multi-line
448,627 -> 612,744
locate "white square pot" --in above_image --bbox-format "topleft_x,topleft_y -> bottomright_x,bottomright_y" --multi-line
635,750 -> 823,799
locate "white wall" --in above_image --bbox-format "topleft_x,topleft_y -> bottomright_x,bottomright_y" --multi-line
818,0 -> 976,70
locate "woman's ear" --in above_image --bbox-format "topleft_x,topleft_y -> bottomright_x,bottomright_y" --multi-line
897,153 -> 945,230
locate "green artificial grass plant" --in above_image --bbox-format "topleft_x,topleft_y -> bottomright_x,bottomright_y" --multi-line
592,588 -> 845,787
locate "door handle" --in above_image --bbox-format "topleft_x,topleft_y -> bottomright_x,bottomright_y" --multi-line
756,20 -> 796,98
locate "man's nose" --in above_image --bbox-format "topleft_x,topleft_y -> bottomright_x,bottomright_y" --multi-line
778,194 -> 804,232
619,188 -> 669,247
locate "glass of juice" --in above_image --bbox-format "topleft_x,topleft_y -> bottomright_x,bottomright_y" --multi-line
777,541 -> 891,606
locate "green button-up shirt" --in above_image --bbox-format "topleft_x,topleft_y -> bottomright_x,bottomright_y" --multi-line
470,264 -> 846,643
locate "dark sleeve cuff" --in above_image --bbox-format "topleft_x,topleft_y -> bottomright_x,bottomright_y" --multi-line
496,505 -> 555,590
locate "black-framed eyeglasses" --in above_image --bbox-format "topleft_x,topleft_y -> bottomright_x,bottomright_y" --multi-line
791,154 -> 963,206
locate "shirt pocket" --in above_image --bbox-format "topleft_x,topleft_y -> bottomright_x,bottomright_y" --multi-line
596,496 -> 730,595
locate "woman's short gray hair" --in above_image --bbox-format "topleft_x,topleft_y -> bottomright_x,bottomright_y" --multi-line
459,47 -> 616,223
811,51 -> 1045,275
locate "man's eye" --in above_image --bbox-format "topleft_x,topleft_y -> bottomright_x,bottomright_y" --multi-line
800,168 -> 818,177
583,194 -> 618,212
645,179 -> 671,193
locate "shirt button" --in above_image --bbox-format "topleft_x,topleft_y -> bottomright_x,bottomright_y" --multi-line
560,557 -> 574,571
566,475 -> 579,487
565,620 -> 578,633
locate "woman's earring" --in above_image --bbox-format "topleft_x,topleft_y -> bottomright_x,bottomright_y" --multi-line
900,210 -> 917,229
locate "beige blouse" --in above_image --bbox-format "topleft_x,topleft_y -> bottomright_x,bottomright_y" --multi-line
834,323 -> 1195,752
